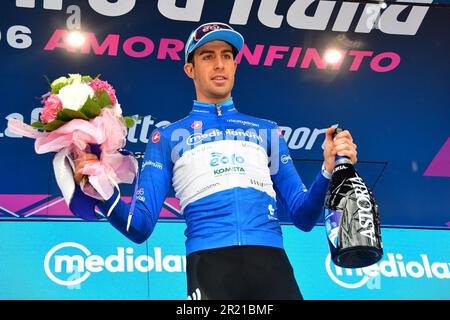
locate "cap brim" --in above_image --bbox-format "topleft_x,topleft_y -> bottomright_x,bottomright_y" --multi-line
186,29 -> 244,63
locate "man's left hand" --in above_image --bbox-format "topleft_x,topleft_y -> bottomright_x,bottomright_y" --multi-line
323,127 -> 358,174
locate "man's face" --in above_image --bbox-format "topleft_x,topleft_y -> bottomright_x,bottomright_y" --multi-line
184,40 -> 238,103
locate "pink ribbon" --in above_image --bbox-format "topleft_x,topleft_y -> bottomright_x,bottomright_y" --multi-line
7,108 -> 137,200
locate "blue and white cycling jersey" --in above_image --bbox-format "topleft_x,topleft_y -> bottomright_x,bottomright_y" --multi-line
98,97 -> 331,255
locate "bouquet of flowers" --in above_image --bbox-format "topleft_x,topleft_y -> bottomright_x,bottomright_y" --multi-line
7,74 -> 138,220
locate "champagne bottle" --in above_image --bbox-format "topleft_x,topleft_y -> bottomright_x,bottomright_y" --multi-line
324,128 -> 383,268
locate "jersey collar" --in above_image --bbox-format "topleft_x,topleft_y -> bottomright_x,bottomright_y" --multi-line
191,97 -> 238,116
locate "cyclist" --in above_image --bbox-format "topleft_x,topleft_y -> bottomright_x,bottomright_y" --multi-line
74,22 -> 357,299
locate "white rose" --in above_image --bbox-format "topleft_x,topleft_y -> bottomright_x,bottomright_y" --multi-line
57,83 -> 94,111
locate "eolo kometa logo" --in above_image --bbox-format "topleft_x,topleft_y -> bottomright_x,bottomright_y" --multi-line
325,253 -> 450,289
44,242 -> 186,286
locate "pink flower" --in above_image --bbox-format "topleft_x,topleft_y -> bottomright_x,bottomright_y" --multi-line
41,94 -> 63,123
89,79 -> 117,105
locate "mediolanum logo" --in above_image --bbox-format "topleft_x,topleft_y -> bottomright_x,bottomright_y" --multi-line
326,253 -> 450,289
44,242 -> 186,286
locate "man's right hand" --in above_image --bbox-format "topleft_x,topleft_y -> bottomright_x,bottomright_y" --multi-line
73,152 -> 100,184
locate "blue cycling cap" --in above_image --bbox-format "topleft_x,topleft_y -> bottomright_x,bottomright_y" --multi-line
185,22 -> 244,64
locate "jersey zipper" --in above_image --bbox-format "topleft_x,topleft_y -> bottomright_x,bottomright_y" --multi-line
233,186 -> 241,246
216,104 -> 222,117
216,103 -> 241,245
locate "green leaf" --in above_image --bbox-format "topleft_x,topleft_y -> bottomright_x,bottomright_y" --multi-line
43,119 -> 66,132
81,75 -> 93,82
97,90 -> 113,108
31,121 -> 44,129
123,116 -> 136,128
51,82 -> 66,94
79,96 -> 101,119
56,108 -> 89,122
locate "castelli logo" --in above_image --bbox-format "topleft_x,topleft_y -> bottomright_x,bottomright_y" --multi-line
191,121 -> 203,129
152,131 -> 161,143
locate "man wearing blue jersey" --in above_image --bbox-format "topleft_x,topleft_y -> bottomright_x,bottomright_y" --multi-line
75,22 -> 357,300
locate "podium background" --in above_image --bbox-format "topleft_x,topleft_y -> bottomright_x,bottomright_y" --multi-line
0,1 -> 449,299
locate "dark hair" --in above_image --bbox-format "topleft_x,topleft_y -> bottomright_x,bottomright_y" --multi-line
187,52 -> 195,65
